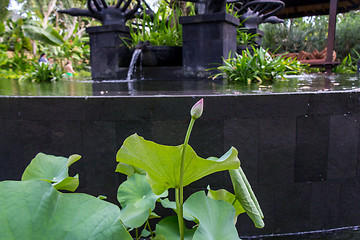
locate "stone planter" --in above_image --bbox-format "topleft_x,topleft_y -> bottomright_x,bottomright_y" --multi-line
142,46 -> 182,67
180,13 -> 239,72
86,24 -> 132,80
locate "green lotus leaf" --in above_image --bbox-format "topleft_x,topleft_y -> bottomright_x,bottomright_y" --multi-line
0,180 -> 132,240
115,162 -> 146,176
155,216 -> 196,240
116,134 -> 240,194
229,167 -> 264,228
52,174 -> 79,192
207,186 -> 245,218
117,173 -> 168,228
141,228 -> 151,237
153,235 -> 167,240
149,212 -> 161,219
21,153 -> 80,192
184,191 -> 241,240
160,198 -> 195,222
67,154 -> 81,167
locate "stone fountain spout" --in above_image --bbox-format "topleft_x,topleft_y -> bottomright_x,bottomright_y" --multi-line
126,41 -> 151,80
135,41 -> 151,51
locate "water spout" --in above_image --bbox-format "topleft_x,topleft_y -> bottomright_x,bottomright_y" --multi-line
126,49 -> 142,80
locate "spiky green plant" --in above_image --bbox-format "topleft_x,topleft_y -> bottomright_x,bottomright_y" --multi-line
128,2 -> 182,47
212,46 -> 306,83
20,62 -> 65,82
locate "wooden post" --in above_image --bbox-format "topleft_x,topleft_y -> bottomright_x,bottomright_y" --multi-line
325,0 -> 338,73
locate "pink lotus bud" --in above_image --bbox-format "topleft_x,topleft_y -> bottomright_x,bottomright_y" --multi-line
190,98 -> 204,119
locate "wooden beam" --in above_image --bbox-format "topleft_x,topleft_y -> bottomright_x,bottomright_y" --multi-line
325,0 -> 338,73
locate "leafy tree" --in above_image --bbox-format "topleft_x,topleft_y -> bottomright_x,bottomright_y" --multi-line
261,11 -> 360,62
334,11 -> 360,59
261,16 -> 328,54
0,0 -> 9,22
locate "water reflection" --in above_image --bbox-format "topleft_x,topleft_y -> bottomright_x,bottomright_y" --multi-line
0,74 -> 360,96
0,77 -> 93,96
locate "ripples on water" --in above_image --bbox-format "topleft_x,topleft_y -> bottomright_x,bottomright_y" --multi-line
241,226 -> 360,240
0,73 -> 360,96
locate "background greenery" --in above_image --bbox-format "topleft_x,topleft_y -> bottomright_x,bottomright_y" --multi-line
261,11 -> 360,61
1,0 -> 360,80
0,0 -> 93,80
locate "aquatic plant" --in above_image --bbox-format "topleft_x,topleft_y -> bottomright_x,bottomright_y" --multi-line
0,99 -> 264,240
0,153 -> 132,239
213,46 -> 306,83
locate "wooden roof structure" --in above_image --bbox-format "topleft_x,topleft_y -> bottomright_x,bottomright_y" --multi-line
277,0 -> 360,19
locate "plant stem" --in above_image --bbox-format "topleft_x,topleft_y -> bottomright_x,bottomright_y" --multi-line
176,117 -> 196,240
175,187 -> 184,240
145,220 -> 154,238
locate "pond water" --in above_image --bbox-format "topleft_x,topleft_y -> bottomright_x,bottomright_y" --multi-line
241,226 -> 360,240
0,73 -> 360,96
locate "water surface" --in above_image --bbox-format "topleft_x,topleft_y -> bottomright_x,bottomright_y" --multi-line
1,74 -> 360,96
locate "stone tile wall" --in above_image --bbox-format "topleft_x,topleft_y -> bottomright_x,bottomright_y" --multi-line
0,92 -> 359,236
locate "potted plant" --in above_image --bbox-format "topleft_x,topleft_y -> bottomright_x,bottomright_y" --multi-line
127,2 -> 184,67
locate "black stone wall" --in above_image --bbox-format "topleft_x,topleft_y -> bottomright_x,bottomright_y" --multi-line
1,92 -> 360,236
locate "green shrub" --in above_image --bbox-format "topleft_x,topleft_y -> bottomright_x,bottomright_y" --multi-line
20,62 -> 65,82
261,16 -> 328,54
333,50 -> 360,73
76,69 -> 92,78
213,46 -> 306,83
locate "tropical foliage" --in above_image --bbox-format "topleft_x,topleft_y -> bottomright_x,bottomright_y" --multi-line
213,46 -> 306,83
19,62 -> 66,82
0,0 -> 92,80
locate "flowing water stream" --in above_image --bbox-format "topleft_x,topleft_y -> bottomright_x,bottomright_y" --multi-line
126,49 -> 142,80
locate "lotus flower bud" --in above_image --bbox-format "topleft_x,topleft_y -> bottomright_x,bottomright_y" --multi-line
190,98 -> 204,119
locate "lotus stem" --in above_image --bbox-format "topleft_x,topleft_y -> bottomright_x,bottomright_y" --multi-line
176,117 -> 196,240
145,220 -> 154,238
